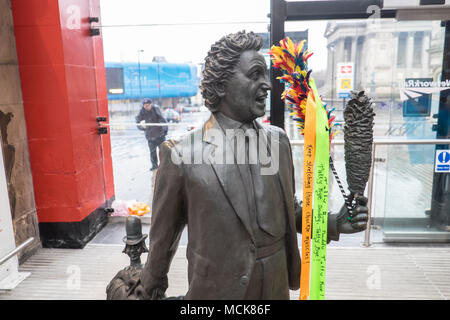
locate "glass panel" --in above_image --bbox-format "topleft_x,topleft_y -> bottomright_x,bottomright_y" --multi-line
383,21 -> 447,241
108,102 -> 211,212
283,18 -> 448,242
101,0 -> 272,241
383,144 -> 450,241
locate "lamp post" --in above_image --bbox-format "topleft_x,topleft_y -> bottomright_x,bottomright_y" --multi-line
137,49 -> 144,98
329,43 -> 335,106
157,62 -> 161,104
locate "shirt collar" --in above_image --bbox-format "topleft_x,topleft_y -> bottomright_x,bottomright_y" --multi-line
213,112 -> 255,131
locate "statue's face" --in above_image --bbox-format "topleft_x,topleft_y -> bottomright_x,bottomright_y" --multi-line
123,242 -> 148,263
220,50 -> 271,123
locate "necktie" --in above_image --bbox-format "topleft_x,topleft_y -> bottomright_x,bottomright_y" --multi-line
240,122 -> 257,164
240,123 -> 282,238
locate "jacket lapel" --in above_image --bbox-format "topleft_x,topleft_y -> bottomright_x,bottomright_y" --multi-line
254,122 -> 298,237
253,121 -> 289,208
203,115 -> 256,243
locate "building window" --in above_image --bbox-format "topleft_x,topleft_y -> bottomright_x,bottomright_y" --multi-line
397,32 -> 407,67
106,67 -> 125,94
344,37 -> 352,62
355,36 -> 365,87
413,32 -> 424,67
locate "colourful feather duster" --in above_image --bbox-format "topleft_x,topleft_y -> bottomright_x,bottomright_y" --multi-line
269,38 -> 338,140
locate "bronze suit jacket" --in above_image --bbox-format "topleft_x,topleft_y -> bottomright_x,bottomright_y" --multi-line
140,113 -> 301,299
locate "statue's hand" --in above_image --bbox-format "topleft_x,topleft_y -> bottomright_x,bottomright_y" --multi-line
106,268 -> 167,300
133,281 -> 166,300
134,274 -> 168,300
336,194 -> 368,234
132,283 -> 166,300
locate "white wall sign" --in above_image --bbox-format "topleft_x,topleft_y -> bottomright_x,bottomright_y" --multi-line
336,62 -> 354,99
435,149 -> 450,173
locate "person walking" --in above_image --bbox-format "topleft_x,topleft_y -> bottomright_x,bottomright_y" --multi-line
136,98 -> 168,170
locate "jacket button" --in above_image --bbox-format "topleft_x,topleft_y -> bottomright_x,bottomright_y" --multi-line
241,275 -> 249,285
250,245 -> 255,253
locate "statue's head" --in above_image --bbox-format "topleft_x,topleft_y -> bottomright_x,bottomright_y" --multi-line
201,31 -> 271,123
122,216 -> 148,266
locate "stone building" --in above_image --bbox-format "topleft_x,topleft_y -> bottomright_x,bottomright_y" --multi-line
323,19 -> 443,100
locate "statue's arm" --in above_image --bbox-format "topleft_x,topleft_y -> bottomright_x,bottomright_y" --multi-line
294,198 -> 339,243
293,185 -> 368,242
139,140 -> 186,299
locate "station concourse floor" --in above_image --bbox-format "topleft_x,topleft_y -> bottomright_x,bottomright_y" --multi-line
1,218 -> 450,300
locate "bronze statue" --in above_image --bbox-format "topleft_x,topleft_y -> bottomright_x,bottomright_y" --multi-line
107,31 -> 368,300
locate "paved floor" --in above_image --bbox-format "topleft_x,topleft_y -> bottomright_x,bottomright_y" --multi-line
1,237 -> 450,300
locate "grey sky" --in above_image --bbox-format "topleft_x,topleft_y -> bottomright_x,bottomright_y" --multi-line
99,0 -> 328,71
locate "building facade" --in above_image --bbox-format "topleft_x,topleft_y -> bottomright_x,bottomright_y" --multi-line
323,19 -> 443,100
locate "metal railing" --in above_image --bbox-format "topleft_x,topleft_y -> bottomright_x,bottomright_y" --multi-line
105,119 -> 450,246
290,138 -> 450,247
0,237 -> 34,266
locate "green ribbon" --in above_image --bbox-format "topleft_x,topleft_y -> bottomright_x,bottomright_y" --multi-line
310,79 -> 329,300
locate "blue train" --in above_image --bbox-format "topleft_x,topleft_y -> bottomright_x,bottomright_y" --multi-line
105,62 -> 199,100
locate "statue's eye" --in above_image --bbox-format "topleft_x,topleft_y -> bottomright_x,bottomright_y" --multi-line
249,70 -> 261,80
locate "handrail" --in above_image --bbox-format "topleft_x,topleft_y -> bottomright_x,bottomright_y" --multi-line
289,138 -> 450,247
0,237 -> 34,266
103,122 -> 192,127
290,138 -> 450,146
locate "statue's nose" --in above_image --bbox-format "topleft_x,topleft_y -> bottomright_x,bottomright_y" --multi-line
262,77 -> 272,91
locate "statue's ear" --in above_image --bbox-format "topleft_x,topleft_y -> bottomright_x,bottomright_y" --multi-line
214,82 -> 226,98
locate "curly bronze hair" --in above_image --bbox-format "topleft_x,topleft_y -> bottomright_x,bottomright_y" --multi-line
200,31 -> 263,112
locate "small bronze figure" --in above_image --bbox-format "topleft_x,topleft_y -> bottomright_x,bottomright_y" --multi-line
122,215 -> 149,268
106,216 -> 148,300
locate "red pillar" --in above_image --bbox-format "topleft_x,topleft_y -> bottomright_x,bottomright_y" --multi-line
11,0 -> 114,248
